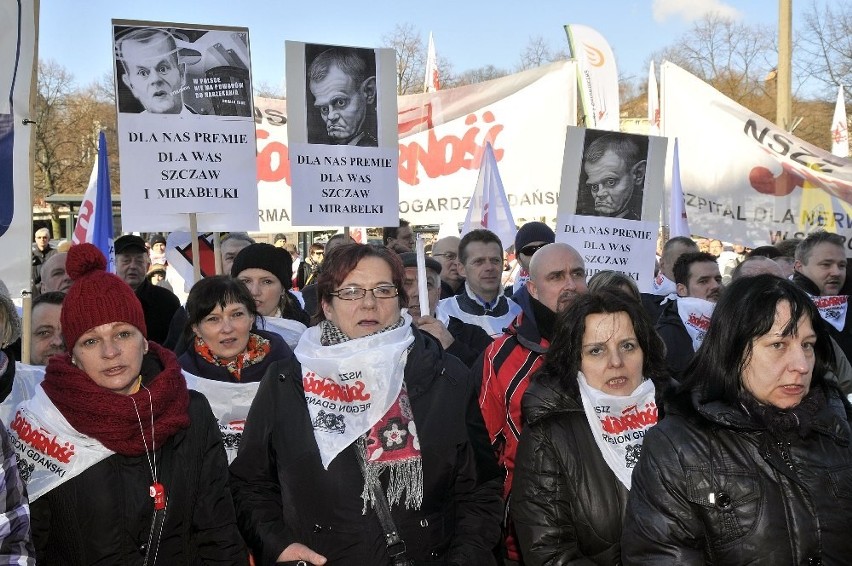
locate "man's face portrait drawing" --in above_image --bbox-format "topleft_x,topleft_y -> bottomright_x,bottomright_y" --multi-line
118,29 -> 184,114
582,134 -> 647,218
308,48 -> 377,146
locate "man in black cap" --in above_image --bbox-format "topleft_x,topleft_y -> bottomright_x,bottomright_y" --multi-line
399,252 -> 492,367
114,234 -> 180,344
509,221 -> 555,300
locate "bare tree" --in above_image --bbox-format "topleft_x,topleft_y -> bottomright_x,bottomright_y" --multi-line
451,65 -> 510,88
797,1 -> 852,99
382,23 -> 425,95
517,35 -> 568,72
649,13 -> 776,106
32,60 -> 119,232
253,80 -> 285,99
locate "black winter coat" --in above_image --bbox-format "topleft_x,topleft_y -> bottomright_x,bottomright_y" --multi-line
512,372 -> 637,565
654,299 -> 694,381
229,327 -> 502,565
31,391 -> 247,565
622,383 -> 852,565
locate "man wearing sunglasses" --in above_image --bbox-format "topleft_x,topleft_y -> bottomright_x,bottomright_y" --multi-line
507,222 -> 555,299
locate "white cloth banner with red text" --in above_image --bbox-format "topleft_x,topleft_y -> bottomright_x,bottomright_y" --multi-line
254,60 -> 576,231
662,61 -> 852,247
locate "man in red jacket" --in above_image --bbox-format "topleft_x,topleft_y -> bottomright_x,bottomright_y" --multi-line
476,242 -> 587,564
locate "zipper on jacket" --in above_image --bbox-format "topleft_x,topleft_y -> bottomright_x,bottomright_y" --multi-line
777,441 -> 796,473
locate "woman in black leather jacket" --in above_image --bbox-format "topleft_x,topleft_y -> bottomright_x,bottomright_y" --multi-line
511,291 -> 669,565
623,274 -> 852,565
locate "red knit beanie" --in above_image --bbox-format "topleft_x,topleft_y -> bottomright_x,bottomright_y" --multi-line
61,243 -> 147,349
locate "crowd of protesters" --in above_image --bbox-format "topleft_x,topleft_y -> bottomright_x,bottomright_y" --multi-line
0,223 -> 849,564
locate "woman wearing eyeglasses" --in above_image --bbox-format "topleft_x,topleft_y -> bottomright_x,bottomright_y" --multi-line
230,243 -> 502,566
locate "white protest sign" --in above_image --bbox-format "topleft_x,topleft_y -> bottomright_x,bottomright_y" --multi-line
555,127 -> 666,292
285,41 -> 398,227
253,60 -> 577,231
113,20 -> 258,232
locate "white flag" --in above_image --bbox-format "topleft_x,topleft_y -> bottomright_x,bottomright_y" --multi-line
461,143 -> 516,252
832,85 -> 848,158
424,32 -> 439,92
648,61 -> 660,136
565,24 -> 620,131
669,138 -> 691,238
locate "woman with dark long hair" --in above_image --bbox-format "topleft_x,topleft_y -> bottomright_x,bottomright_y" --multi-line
622,274 -> 852,564
512,290 -> 669,565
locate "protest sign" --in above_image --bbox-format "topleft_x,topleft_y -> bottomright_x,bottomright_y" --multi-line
286,41 -> 398,227
254,60 -> 577,231
555,127 -> 666,292
662,61 -> 852,247
113,20 -> 258,232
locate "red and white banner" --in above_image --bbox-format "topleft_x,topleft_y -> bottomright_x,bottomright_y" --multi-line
662,61 -> 852,247
461,142 -> 516,252
565,24 -> 619,131
648,61 -> 660,136
254,60 -> 576,231
424,32 -> 439,93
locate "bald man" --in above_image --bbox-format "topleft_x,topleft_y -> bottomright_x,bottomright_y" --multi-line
39,252 -> 72,294
476,243 -> 587,563
431,236 -> 464,298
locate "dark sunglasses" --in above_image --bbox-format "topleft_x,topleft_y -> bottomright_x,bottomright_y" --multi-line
519,243 -> 547,256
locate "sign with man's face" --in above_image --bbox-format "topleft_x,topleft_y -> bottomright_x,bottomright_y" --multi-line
118,30 -> 185,114
305,44 -> 378,147
285,41 -> 398,227
555,127 -> 666,293
576,130 -> 649,220
112,20 -> 259,232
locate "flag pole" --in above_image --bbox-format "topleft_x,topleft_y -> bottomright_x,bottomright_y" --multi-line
214,232 -> 222,274
190,213 -> 201,283
20,292 -> 32,365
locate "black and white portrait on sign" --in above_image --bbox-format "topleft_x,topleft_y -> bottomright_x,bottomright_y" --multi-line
576,130 -> 649,220
305,44 -> 378,147
114,24 -> 253,117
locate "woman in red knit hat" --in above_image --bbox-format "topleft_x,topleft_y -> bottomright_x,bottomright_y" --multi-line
9,243 -> 246,565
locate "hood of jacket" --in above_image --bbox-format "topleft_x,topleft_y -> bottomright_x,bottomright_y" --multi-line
682,382 -> 852,445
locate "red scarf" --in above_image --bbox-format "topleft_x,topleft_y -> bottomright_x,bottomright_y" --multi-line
193,332 -> 271,381
41,342 -> 190,456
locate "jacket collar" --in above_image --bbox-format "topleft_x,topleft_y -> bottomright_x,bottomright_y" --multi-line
692,384 -> 852,445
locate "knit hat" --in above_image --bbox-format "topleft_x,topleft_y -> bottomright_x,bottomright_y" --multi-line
399,252 -> 442,275
61,243 -> 147,349
515,222 -> 555,253
230,243 -> 293,290
149,234 -> 167,247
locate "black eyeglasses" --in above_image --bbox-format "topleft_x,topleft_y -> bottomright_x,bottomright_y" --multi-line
312,251 -> 324,256
520,243 -> 548,256
432,252 -> 458,261
330,285 -> 400,301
